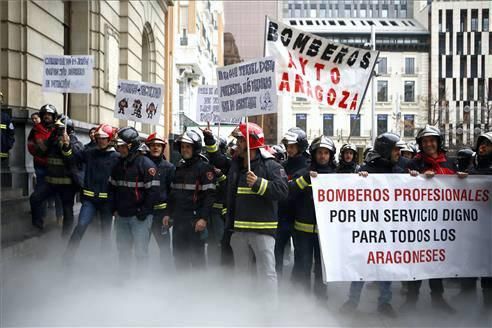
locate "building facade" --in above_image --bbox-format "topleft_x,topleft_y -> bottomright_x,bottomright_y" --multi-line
430,0 -> 492,150
1,0 -> 173,194
171,0 -> 224,134
282,0 -> 414,19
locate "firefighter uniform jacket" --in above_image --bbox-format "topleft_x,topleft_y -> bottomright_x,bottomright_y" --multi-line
289,164 -> 335,234
109,151 -> 160,218
168,156 -> 216,226
225,149 -> 289,236
278,155 -> 309,224
46,132 -> 83,186
1,111 -> 15,159
204,136 -> 230,216
64,145 -> 120,202
148,155 -> 175,218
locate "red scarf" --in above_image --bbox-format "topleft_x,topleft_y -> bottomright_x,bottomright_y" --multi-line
414,152 -> 455,175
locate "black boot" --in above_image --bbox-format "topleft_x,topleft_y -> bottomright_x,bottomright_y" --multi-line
431,294 -> 456,314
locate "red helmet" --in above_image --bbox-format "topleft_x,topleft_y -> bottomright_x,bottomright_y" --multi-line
146,132 -> 167,146
232,122 -> 265,149
94,124 -> 115,140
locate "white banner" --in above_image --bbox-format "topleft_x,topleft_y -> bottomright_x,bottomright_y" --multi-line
114,80 -> 163,125
196,86 -> 241,124
311,174 -> 492,282
216,57 -> 277,120
42,55 -> 94,94
265,18 -> 379,112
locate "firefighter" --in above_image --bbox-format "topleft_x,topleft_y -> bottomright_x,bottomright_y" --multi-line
109,127 -> 159,272
30,115 -> 83,237
455,148 -> 475,172
65,124 -> 120,258
226,122 -> 288,303
166,130 -> 216,270
201,132 -> 230,267
0,92 -> 15,161
469,132 -> 492,310
277,127 -> 310,277
340,132 -> 403,318
145,132 -> 175,270
336,143 -> 359,173
290,136 -> 337,301
404,125 -> 465,314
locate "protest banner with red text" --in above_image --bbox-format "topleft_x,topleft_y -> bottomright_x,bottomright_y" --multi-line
311,174 -> 492,282
265,18 -> 379,112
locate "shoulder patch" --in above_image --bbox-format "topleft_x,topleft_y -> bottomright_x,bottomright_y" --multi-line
280,168 -> 287,179
148,167 -> 157,176
206,171 -> 214,181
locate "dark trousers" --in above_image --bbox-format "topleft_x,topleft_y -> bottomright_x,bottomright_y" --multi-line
293,230 -> 326,298
30,182 -> 77,237
275,221 -> 293,276
207,209 -> 225,267
67,199 -> 112,254
150,215 -> 172,268
407,279 -> 444,300
172,222 -> 205,271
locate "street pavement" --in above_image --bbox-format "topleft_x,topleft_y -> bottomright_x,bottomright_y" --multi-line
1,221 -> 491,327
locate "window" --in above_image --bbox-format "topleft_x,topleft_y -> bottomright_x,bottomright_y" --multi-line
446,56 -> 453,78
377,81 -> 388,102
468,79 -> 474,99
345,4 -> 351,17
457,33 -> 463,55
478,78 -> 485,100
405,58 -> 415,74
404,81 -> 415,102
320,4 -> 326,17
471,9 -> 478,31
382,4 -> 388,18
403,115 -> 415,137
294,4 -> 301,18
460,9 -> 467,32
377,114 -> 388,135
310,4 -> 317,17
350,114 -> 361,137
323,114 -> 334,136
475,32 -> 481,55
439,10 -> 442,32
471,56 -> 477,78
460,78 -> 464,100
448,33 -> 453,53
460,55 -> 467,77
439,33 -> 445,55
446,10 -> 453,33
378,57 -> 387,74
360,4 -> 367,18
296,114 -> 307,132
483,9 -> 489,31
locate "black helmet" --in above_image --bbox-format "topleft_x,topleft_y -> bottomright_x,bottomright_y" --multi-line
374,132 -> 400,161
118,127 -> 140,145
175,130 -> 202,155
339,143 -> 358,163
309,136 -> 336,155
475,132 -> 492,152
55,115 -> 74,133
218,136 -> 227,153
281,127 -> 309,153
39,104 -> 58,118
416,125 -> 443,150
363,146 -> 373,160
272,144 -> 287,162
456,148 -> 475,172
